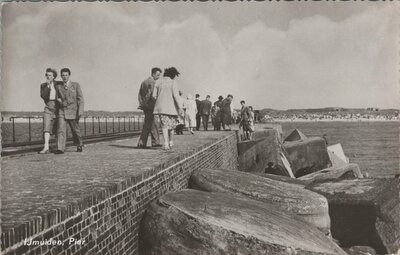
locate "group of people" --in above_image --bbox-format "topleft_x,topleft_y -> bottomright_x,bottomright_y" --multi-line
40,68 -> 84,154
137,67 -> 240,150
39,66 -> 255,153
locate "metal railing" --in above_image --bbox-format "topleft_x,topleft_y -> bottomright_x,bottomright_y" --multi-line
2,115 -> 144,147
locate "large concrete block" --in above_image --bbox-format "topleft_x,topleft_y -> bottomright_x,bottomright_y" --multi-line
253,172 -> 308,187
284,129 -> 308,142
139,189 -> 346,255
189,168 -> 330,234
306,178 -> 400,254
299,163 -> 363,184
238,129 -> 290,176
283,137 -> 332,177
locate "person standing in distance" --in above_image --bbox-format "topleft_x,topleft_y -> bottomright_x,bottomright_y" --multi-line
199,95 -> 212,131
55,68 -> 84,154
137,67 -> 162,148
195,94 -> 201,131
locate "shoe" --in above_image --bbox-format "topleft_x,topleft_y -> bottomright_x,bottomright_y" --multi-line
190,130 -> 194,135
137,144 -> 147,149
39,149 -> 49,154
169,141 -> 174,148
54,150 -> 64,154
163,145 -> 171,150
77,146 -> 83,152
152,144 -> 162,148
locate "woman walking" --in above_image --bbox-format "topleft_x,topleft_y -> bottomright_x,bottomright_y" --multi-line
39,68 -> 60,154
183,94 -> 197,134
152,67 -> 183,150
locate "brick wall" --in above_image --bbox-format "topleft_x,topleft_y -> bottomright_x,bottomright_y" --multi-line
2,133 -> 238,255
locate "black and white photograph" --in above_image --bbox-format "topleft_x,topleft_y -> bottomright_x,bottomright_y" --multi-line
1,1 -> 399,255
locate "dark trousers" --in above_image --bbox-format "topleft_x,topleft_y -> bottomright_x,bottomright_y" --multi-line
138,110 -> 160,147
196,114 -> 201,131
202,115 -> 210,131
57,117 -> 83,152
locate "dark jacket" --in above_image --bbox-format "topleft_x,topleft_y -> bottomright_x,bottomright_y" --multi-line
40,81 -> 62,104
195,99 -> 201,115
199,100 -> 212,115
138,77 -> 156,111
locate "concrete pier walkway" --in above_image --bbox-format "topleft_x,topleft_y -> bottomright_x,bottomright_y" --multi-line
1,131 -> 234,232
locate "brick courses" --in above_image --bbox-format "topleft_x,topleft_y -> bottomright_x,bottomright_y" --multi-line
1,131 -> 238,255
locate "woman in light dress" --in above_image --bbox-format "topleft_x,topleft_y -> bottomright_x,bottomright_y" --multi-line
152,67 -> 183,150
183,94 -> 197,134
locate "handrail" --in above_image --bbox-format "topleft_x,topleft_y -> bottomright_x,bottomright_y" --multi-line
2,115 -> 144,147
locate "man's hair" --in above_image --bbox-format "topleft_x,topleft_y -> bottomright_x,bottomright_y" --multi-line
45,68 -> 57,79
195,94 -> 200,98
206,95 -> 210,98
227,94 -> 233,98
240,100 -> 245,104
60,68 -> 71,75
249,106 -> 253,110
163,67 -> 180,79
151,67 -> 161,75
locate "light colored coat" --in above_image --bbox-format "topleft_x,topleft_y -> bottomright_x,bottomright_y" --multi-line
183,96 -> 197,128
152,77 -> 182,116
57,81 -> 84,120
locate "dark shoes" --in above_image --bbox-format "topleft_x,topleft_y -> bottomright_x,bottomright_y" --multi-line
152,144 -> 162,148
77,146 -> 83,152
54,150 -> 64,154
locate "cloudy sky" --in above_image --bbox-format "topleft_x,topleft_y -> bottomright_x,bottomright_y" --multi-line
1,2 -> 398,111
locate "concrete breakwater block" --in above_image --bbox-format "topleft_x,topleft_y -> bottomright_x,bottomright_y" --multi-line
299,163 -> 363,183
238,129 -> 290,175
283,137 -> 331,177
189,168 -> 331,234
139,189 -> 346,255
284,129 -> 308,142
253,172 -> 308,187
306,178 -> 400,254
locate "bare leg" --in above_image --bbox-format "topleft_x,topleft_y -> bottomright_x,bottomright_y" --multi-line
168,129 -> 174,147
162,128 -> 169,149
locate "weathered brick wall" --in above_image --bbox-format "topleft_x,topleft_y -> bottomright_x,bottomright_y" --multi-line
2,133 -> 238,255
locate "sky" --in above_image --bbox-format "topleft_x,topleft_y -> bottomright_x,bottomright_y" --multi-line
1,2 -> 399,111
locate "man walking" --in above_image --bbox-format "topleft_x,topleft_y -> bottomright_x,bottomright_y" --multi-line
199,95 -> 212,131
55,68 -> 84,154
195,94 -> 201,131
137,67 -> 162,148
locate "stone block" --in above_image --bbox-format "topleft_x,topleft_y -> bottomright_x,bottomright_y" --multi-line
284,129 -> 308,142
252,172 -> 308,187
284,137 -> 331,177
306,178 -> 400,254
139,189 -> 346,255
238,129 -> 290,176
189,168 -> 330,234
299,163 -> 363,184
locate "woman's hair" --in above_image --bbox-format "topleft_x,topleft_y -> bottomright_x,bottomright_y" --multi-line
163,67 -> 180,79
249,106 -> 253,110
45,68 -> 57,79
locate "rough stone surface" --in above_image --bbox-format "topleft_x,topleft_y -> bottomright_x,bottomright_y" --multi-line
139,189 -> 346,255
299,163 -> 363,183
284,129 -> 308,142
238,129 -> 289,175
189,168 -> 331,234
283,137 -> 331,177
306,178 -> 400,254
344,246 -> 377,255
253,172 -> 308,187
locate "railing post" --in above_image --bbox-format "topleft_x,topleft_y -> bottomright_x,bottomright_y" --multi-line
113,117 -> 115,133
118,117 -> 121,132
105,117 -> 108,134
133,116 -> 136,131
28,117 -> 32,142
98,117 -> 101,134
123,117 -> 126,132
84,117 -> 87,136
92,117 -> 95,135
128,117 -> 131,131
10,117 -> 16,142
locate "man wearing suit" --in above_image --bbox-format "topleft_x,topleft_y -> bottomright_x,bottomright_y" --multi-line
195,94 -> 201,131
199,95 -> 212,131
137,67 -> 162,148
55,68 -> 84,154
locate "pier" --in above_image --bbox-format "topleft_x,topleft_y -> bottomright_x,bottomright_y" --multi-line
1,130 -> 239,254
